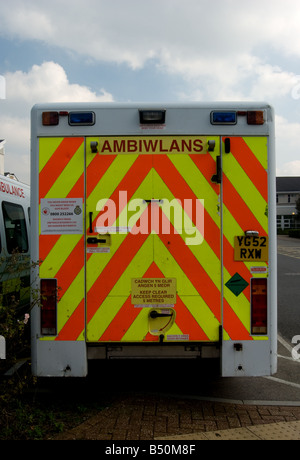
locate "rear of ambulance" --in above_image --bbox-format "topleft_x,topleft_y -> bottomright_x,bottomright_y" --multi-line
30,102 -> 276,377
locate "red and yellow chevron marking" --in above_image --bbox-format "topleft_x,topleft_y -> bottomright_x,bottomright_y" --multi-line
39,138 -> 85,341
38,135 -> 268,344
84,136 -> 222,343
222,136 -> 268,341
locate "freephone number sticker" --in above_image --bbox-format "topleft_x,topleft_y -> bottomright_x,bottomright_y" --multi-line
40,198 -> 83,235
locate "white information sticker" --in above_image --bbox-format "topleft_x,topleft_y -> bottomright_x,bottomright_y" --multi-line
40,198 -> 83,235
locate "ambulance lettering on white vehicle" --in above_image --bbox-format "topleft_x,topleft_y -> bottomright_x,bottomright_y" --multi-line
0,174 -> 30,359
30,103 -> 277,377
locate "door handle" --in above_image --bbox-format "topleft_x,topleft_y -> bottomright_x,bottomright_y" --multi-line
89,212 -> 93,233
150,310 -> 173,319
87,237 -> 107,244
211,155 -> 222,184
144,199 -> 163,204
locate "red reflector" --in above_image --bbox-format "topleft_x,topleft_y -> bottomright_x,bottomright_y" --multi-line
40,279 -> 57,335
247,111 -> 264,125
251,278 -> 267,335
42,112 -> 59,126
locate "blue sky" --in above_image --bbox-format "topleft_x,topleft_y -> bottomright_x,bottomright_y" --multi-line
1,0 -> 300,184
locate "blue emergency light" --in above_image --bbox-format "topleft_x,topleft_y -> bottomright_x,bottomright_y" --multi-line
211,111 -> 237,125
69,112 -> 95,126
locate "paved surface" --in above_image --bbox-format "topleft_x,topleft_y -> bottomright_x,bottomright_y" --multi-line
50,236 -> 300,441
52,393 -> 300,440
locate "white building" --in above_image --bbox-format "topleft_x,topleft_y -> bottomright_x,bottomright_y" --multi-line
276,177 -> 300,230
0,140 -> 5,175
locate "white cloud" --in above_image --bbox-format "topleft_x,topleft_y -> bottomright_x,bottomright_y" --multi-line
1,0 -> 300,107
2,0 -> 300,70
1,1 -> 300,180
275,115 -> 300,176
277,161 -> 300,177
6,61 -> 113,107
1,62 -> 114,183
249,65 -> 299,101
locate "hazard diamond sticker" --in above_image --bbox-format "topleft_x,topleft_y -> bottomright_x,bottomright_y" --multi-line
225,273 -> 249,297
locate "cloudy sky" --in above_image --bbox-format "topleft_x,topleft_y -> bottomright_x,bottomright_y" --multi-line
1,0 -> 300,184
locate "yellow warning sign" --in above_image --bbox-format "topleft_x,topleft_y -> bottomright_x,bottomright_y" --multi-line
131,278 -> 177,305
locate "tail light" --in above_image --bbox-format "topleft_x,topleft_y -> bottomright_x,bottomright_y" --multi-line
251,278 -> 267,334
42,112 -> 59,126
40,279 -> 57,335
247,111 -> 265,125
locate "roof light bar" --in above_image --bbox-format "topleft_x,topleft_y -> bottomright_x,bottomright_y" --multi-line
139,109 -> 166,125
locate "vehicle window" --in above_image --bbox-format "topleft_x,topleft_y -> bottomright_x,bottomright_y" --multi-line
2,202 -> 29,254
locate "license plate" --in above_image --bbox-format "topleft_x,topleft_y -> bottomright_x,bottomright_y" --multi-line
234,236 -> 268,261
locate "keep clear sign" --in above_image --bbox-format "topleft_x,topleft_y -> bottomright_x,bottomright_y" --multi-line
40,198 -> 83,235
131,278 -> 177,307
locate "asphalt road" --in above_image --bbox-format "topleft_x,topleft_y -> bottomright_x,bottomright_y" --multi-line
34,236 -> 300,405
277,235 -> 300,344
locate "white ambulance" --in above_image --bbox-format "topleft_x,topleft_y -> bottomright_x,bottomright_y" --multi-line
30,102 -> 277,377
